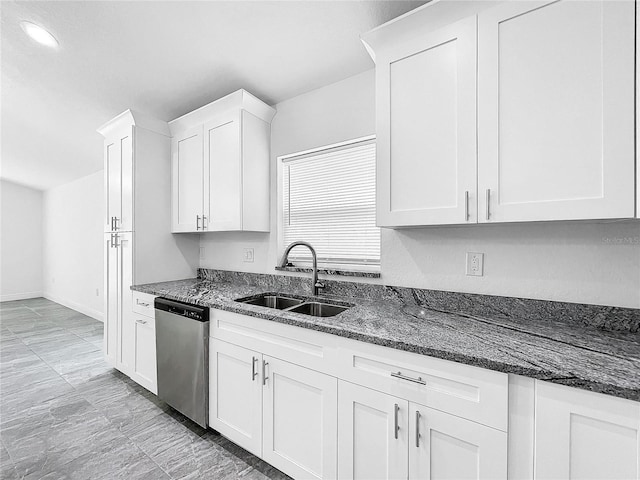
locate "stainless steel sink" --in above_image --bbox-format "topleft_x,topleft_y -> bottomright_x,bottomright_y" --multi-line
236,293 -> 351,317
287,302 -> 349,317
240,295 -> 303,310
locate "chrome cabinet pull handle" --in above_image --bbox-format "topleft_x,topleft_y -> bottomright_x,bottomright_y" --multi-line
135,318 -> 147,325
391,371 -> 426,385
196,215 -> 201,230
136,299 -> 149,307
262,360 -> 269,385
415,410 -> 421,447
394,403 -> 400,439
252,356 -> 258,381
113,234 -> 119,248
486,189 -> 491,220
202,215 -> 207,230
464,191 -> 469,221
110,216 -> 114,230
113,217 -> 119,231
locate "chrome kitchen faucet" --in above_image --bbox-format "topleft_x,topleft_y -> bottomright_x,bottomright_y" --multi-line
278,241 -> 325,296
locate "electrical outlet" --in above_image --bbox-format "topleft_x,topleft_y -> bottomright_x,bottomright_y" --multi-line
243,248 -> 254,263
199,246 -> 206,260
466,252 -> 484,276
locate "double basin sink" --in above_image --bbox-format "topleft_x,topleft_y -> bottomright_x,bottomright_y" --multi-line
236,293 -> 351,318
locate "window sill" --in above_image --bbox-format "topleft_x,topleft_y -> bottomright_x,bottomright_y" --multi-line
275,265 -> 380,279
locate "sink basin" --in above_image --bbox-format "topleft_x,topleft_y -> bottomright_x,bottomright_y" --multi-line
236,293 -> 351,317
287,302 -> 349,317
240,295 -> 304,310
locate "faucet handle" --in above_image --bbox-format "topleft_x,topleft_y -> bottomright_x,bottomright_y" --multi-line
315,281 -> 325,289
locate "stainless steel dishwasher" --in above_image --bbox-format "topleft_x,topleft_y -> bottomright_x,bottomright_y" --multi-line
154,297 -> 209,428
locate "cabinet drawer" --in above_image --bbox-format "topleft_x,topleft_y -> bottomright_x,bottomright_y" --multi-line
336,340 -> 508,431
210,308 -> 340,374
132,291 -> 156,318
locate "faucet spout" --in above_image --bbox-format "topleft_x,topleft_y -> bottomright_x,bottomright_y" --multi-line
278,241 -> 325,296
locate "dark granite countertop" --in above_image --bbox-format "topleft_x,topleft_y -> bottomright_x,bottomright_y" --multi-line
132,276 -> 640,401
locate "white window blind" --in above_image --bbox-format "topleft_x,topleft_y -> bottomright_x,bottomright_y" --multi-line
281,138 -> 380,267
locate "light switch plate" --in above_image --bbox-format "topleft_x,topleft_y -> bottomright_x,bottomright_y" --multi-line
243,248 -> 254,263
466,252 -> 484,276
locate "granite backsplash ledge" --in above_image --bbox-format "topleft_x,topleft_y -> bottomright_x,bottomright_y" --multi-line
198,268 -> 640,333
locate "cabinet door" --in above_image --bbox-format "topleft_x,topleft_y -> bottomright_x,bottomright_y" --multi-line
535,381 -> 640,480
209,339 -> 263,457
338,381 -> 408,480
171,126 -> 203,232
376,16 -> 477,227
115,232 -> 134,375
263,356 -> 338,480
103,234 -> 118,366
203,112 -> 242,231
478,0 -> 635,222
409,403 -> 507,479
104,126 -> 133,232
132,315 -> 157,394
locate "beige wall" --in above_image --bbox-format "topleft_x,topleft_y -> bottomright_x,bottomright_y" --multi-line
0,180 -> 43,301
200,69 -> 640,308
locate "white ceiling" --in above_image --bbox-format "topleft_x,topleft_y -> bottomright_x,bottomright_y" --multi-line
1,0 -> 425,191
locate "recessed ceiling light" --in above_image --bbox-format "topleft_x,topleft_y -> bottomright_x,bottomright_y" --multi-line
20,21 -> 59,48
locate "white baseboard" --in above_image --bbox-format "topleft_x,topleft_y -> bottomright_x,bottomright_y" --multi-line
43,292 -> 104,322
0,291 -> 44,302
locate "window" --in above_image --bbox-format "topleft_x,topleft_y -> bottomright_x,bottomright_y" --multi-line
279,136 -> 380,269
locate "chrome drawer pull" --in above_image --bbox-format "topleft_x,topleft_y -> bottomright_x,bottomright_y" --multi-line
262,361 -> 269,385
252,356 -> 258,381
464,190 -> 469,221
136,299 -> 150,307
415,410 -> 421,447
486,188 -> 491,220
394,403 -> 400,439
135,319 -> 147,325
391,371 -> 426,385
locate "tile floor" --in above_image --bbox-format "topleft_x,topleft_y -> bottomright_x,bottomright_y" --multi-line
0,298 -> 291,480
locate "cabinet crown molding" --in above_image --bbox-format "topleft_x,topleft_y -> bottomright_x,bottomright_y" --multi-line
97,109 -> 170,138
361,0 -> 502,61
168,89 -> 276,137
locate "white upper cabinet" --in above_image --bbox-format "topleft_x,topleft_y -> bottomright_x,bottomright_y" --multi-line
363,0 -> 636,227
478,0 -> 635,223
172,125 -> 204,232
169,90 -> 275,233
204,111 -> 242,231
373,16 -> 478,227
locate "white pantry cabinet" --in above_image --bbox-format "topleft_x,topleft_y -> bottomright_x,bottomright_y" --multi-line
209,338 -> 338,480
337,381 -> 507,480
98,111 -> 197,389
104,126 -> 133,233
362,0 -> 636,227
169,89 -> 275,233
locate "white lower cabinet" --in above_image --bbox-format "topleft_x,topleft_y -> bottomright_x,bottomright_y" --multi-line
337,381 -> 507,480
534,381 -> 640,480
130,313 -> 157,394
263,356 -> 338,480
209,338 -> 338,480
337,381 -> 408,480
209,339 -> 263,457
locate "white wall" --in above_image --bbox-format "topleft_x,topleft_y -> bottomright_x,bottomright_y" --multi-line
43,171 -> 104,320
0,180 -> 44,301
200,69 -> 640,308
